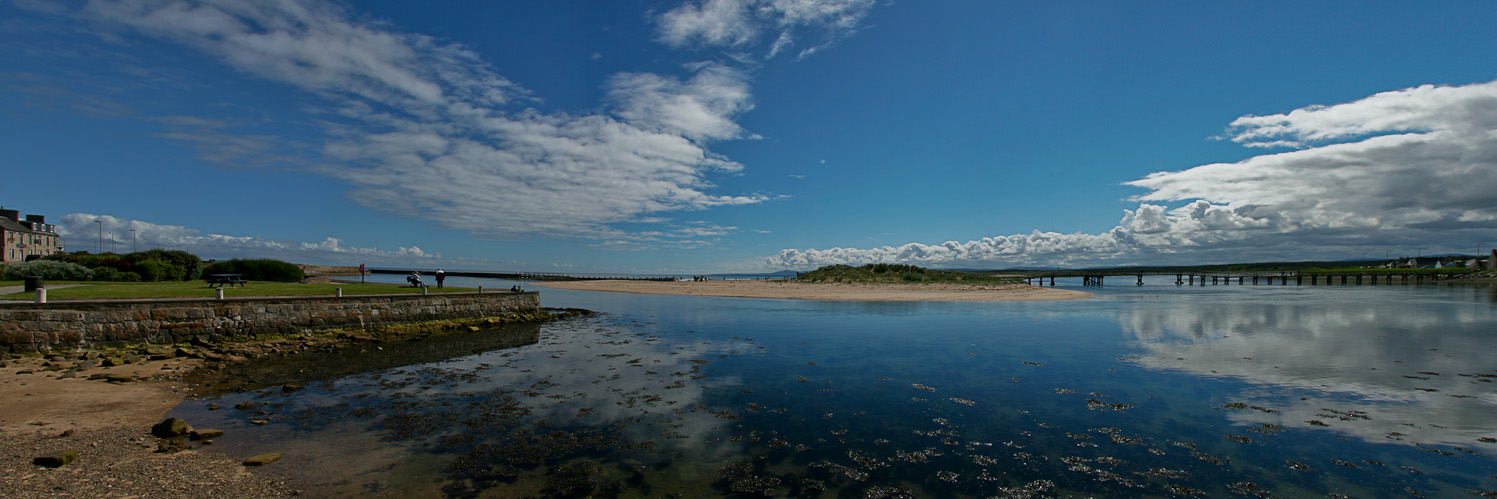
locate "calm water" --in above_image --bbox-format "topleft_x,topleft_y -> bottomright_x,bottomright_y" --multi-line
171,277 -> 1497,498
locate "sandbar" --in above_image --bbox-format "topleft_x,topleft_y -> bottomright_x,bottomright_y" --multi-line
535,279 -> 1092,301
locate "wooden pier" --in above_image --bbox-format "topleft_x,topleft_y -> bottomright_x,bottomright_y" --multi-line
1024,270 -> 1472,287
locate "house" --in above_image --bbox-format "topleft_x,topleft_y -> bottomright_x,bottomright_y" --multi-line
0,207 -> 62,263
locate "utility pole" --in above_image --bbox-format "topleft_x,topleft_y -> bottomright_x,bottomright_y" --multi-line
95,220 -> 101,253
132,229 -> 137,253
110,232 -> 115,253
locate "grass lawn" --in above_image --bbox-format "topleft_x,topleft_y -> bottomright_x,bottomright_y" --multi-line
0,281 -> 473,300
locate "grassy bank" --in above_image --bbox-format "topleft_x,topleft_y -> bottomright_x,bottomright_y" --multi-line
795,264 -> 1022,284
0,281 -> 472,300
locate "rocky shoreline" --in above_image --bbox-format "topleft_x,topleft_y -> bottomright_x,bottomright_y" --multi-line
0,309 -> 582,498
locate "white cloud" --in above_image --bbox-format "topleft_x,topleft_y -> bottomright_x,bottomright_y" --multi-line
33,0 -> 772,246
656,0 -> 877,59
606,63 -> 755,142
56,213 -> 437,265
766,80 -> 1497,270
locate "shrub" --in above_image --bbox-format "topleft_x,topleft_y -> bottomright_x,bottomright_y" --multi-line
45,250 -> 204,281
202,259 -> 304,282
3,260 -> 95,281
91,266 -> 142,282
134,259 -> 186,282
131,249 -> 203,280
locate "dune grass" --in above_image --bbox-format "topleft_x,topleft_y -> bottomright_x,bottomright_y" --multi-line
0,281 -> 472,300
795,264 -> 1022,284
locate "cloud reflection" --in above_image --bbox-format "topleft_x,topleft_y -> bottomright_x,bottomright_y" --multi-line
1119,294 -> 1497,449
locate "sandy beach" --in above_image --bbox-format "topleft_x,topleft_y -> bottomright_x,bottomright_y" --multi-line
0,354 -> 294,498
535,279 -> 1092,301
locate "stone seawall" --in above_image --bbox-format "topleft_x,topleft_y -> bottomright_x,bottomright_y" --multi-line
0,292 -> 539,353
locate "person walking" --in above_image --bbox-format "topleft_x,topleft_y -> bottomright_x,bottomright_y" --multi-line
435,268 -> 446,289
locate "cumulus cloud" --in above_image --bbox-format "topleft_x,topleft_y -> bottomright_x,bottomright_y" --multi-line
57,213 -> 437,265
43,0 -> 771,244
767,80 -> 1497,269
656,0 -> 877,59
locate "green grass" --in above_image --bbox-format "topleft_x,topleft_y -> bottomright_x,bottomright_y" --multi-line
1,281 -> 472,300
795,264 -> 1022,284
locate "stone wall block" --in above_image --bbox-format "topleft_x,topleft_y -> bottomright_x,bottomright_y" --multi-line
0,293 -> 539,352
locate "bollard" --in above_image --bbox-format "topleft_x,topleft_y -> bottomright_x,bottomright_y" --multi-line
335,287 -> 343,298
216,288 -> 225,300
422,286 -> 428,296
35,288 -> 46,304
478,286 -> 483,294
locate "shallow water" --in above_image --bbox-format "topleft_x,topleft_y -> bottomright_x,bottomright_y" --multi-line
170,277 -> 1497,497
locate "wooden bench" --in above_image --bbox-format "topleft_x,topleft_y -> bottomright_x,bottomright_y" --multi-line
205,274 -> 247,288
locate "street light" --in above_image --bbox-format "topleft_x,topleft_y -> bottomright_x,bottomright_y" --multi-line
131,229 -> 136,253
95,220 -> 101,253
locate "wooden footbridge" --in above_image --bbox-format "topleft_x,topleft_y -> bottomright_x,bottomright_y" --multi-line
1023,270 -> 1474,287
369,269 -> 676,282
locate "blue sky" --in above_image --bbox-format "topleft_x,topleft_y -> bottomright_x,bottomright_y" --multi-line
3,0 -> 1496,273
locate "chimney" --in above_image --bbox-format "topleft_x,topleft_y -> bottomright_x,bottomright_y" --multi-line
0,208 -> 19,222
25,214 -> 44,224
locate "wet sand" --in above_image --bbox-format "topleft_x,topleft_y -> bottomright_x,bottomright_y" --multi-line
0,355 -> 294,498
535,279 -> 1092,301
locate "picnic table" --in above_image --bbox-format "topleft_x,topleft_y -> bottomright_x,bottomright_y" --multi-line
205,273 -> 248,288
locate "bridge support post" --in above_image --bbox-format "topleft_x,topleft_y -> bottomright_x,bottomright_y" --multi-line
1175,274 -> 1183,285
1049,277 -> 1055,286
1137,275 -> 1144,286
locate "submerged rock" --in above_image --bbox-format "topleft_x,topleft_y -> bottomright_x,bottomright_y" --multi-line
243,453 -> 282,466
189,429 -> 225,441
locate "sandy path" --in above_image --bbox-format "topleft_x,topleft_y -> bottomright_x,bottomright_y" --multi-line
535,279 -> 1092,301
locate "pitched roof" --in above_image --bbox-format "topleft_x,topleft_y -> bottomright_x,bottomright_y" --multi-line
0,216 -> 57,235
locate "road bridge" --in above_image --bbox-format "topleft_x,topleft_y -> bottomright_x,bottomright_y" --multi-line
1022,270 -> 1473,287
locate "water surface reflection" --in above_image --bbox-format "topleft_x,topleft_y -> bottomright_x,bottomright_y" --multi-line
169,282 -> 1497,498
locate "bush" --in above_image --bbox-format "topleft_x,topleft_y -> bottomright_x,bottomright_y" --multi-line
202,259 -> 304,282
131,249 -> 203,280
91,266 -> 142,282
134,259 -> 186,282
3,260 -> 95,281
44,250 -> 204,281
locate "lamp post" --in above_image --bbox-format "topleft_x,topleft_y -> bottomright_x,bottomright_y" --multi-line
110,232 -> 115,253
95,220 -> 101,253
131,229 -> 136,253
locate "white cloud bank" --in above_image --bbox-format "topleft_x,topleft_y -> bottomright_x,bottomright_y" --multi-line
29,0 -> 835,245
56,213 -> 436,265
768,80 -> 1497,269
